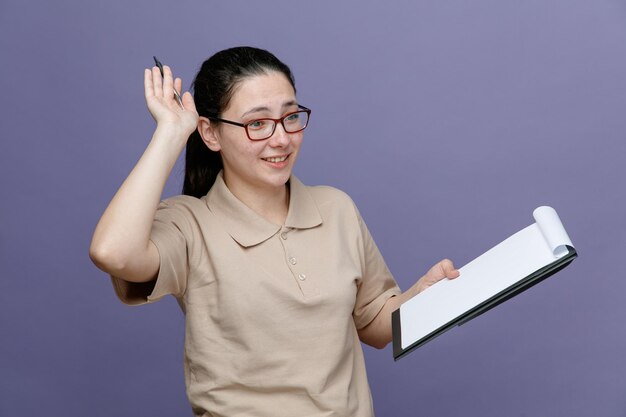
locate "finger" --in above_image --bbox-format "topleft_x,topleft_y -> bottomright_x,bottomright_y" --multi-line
144,68 -> 154,99
152,66 -> 163,97
162,65 -> 175,101
181,91 -> 197,113
440,259 -> 460,279
425,259 -> 455,281
174,77 -> 182,95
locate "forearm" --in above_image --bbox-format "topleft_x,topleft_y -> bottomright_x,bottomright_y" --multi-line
357,280 -> 426,349
90,124 -> 187,281
357,259 -> 459,349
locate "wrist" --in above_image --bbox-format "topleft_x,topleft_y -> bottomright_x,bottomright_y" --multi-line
153,123 -> 192,146
399,278 -> 426,304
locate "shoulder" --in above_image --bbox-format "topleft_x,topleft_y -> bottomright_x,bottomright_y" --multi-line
306,184 -> 354,205
157,194 -> 210,213
154,195 -> 209,227
301,183 -> 371,249
302,183 -> 362,222
159,194 -> 205,208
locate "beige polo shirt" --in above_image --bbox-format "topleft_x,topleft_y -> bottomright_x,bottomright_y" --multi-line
111,172 -> 401,417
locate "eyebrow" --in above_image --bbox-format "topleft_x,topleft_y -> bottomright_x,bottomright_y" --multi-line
241,100 -> 298,118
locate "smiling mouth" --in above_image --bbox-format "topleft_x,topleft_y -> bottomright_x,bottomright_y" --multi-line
262,155 -> 289,163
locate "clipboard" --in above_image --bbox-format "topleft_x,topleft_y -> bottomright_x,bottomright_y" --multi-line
392,206 -> 577,361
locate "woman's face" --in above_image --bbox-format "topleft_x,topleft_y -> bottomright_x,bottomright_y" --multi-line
213,71 -> 303,195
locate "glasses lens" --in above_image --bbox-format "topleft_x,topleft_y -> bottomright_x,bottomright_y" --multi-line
283,111 -> 309,133
247,119 -> 276,140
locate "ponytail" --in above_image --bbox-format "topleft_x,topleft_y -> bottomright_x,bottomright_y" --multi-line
182,130 -> 223,198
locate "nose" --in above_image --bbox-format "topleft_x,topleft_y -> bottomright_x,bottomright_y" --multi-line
268,122 -> 290,147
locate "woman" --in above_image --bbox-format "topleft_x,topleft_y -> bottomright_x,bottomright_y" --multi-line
90,46 -> 459,417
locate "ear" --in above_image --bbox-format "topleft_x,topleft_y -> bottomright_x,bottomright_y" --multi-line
197,116 -> 221,152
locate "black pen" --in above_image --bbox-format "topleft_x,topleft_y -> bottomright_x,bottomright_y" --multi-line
153,56 -> 184,109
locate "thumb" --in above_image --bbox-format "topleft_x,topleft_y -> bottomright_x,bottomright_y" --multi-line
438,258 -> 460,279
425,259 -> 460,283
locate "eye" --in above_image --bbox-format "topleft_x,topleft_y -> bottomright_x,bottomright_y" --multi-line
284,113 -> 300,123
247,120 -> 270,130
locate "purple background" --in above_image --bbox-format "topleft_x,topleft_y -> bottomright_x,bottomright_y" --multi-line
1,0 -> 625,415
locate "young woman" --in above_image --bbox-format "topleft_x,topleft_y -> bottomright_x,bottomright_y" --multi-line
90,46 -> 459,417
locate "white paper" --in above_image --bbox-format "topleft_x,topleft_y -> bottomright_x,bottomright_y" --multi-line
399,206 -> 574,350
533,206 -> 573,258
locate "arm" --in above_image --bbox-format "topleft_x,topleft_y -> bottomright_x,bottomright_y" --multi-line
357,259 -> 460,349
89,65 -> 198,283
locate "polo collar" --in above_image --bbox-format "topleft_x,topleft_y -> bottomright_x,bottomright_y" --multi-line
204,172 -> 323,248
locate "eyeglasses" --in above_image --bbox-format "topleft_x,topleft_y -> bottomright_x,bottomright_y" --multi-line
208,105 -> 311,141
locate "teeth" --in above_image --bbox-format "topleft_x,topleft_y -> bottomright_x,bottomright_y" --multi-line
264,156 -> 287,163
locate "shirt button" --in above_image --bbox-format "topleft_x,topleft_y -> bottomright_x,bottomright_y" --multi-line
280,232 -> 288,240
298,273 -> 306,281
289,257 -> 297,265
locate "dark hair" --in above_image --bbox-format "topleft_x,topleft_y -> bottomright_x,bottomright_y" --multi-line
182,46 -> 296,197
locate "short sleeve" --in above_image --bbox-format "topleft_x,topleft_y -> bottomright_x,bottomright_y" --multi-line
110,199 -> 191,305
352,205 -> 402,330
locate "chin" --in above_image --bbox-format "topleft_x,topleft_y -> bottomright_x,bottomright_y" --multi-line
267,173 -> 292,188
262,167 -> 293,187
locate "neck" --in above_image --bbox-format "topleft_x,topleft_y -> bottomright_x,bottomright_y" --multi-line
222,175 -> 290,225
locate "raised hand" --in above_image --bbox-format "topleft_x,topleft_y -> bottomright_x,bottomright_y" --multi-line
90,65 -> 202,283
144,65 -> 199,139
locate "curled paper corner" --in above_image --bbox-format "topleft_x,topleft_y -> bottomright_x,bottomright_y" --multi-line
532,205 -> 574,258
533,205 -> 556,217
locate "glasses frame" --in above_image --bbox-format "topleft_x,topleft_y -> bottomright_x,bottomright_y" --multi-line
208,105 -> 311,141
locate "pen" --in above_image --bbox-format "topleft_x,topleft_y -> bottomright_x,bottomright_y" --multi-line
153,56 -> 184,109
